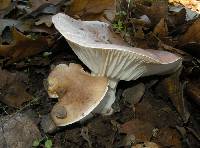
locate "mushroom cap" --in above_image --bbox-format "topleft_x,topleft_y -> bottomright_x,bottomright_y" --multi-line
52,13 -> 182,81
47,63 -> 108,126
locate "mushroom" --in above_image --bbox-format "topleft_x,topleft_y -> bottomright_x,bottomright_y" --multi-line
52,13 -> 182,115
47,63 -> 108,126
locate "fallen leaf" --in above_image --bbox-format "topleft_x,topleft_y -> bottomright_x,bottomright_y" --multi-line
35,15 -> 53,27
29,0 -> 63,12
136,1 -> 168,25
153,18 -> 168,38
0,19 -> 32,35
134,26 -> 145,39
155,67 -> 190,123
0,19 -> 19,35
180,42 -> 200,58
133,141 -> 160,148
169,5 -> 199,22
122,83 -> 145,105
0,68 -> 32,108
27,3 -> 58,18
168,6 -> 186,26
0,28 -> 50,62
0,0 -> 11,10
0,113 -> 41,148
186,80 -> 200,106
68,0 -> 116,21
135,91 -> 181,128
179,19 -> 200,44
169,0 -> 200,13
152,127 -> 182,148
120,119 -> 154,142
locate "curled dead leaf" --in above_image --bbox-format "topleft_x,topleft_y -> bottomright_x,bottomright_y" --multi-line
153,18 -> 168,38
0,28 -> 50,62
68,0 -> 116,21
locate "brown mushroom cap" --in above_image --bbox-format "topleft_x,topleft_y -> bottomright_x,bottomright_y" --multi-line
47,63 -> 108,126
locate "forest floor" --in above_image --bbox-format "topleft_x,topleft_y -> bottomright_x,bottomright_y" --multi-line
0,0 -> 200,148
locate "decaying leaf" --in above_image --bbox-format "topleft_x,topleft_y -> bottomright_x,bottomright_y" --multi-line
0,68 -> 32,108
136,1 -> 168,25
155,67 -> 190,123
122,83 -> 145,105
168,6 -> 186,26
153,18 -> 168,38
0,113 -> 41,148
135,91 -> 181,128
186,80 -> 200,106
29,0 -> 63,12
152,127 -> 182,148
0,28 -> 50,62
0,0 -> 11,10
35,15 -> 53,27
120,119 -> 155,142
68,0 -> 116,21
179,19 -> 200,44
133,141 -> 160,148
169,0 -> 200,13
0,19 -> 32,35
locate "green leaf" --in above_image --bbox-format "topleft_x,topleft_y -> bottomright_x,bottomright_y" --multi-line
32,140 -> 40,147
45,139 -> 53,148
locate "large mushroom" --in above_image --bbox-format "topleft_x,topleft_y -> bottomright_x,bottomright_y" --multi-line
48,63 -> 108,126
52,13 -> 182,115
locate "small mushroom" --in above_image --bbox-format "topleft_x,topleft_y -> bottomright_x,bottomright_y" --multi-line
47,63 -> 108,126
52,13 -> 182,115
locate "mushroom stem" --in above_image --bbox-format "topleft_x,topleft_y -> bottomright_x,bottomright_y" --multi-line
93,79 -> 119,115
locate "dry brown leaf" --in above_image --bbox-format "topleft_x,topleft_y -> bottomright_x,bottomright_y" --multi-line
120,119 -> 154,142
186,80 -> 200,106
135,91 -> 181,128
153,18 -> 168,38
0,0 -> 11,10
68,0 -> 116,21
179,19 -> 200,44
29,0 -> 63,12
35,15 -> 53,27
0,28 -> 49,62
156,68 -> 190,123
122,83 -> 145,105
0,69 -> 32,108
152,127 -> 182,148
136,1 -> 168,25
169,0 -> 200,13
168,7 -> 186,26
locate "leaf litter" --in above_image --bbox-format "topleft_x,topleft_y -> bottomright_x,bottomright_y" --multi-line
0,0 -> 200,147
